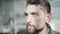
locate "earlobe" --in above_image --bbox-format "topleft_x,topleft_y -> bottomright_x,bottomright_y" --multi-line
45,13 -> 52,23
47,13 -> 52,22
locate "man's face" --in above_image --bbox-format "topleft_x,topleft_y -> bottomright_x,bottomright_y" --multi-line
24,5 -> 51,33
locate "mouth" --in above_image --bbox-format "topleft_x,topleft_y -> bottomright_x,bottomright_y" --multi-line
26,24 -> 35,31
28,25 -> 34,28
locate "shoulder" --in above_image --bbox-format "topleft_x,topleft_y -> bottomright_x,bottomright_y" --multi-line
47,23 -> 60,34
49,29 -> 60,34
52,31 -> 60,34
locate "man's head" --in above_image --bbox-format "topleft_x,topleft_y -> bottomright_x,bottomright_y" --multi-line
24,0 -> 51,34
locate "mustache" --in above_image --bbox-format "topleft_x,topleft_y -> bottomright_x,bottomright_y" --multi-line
26,23 -> 35,27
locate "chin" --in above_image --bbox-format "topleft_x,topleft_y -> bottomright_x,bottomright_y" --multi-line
28,28 -> 35,33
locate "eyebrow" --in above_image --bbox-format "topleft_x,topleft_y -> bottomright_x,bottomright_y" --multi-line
31,12 -> 38,14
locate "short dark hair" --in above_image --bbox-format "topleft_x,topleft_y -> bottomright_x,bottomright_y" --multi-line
26,0 -> 51,13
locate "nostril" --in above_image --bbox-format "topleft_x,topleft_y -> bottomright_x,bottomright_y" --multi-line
26,22 -> 31,25
26,22 -> 30,27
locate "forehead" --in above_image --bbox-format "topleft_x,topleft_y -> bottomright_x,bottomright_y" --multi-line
25,5 -> 46,13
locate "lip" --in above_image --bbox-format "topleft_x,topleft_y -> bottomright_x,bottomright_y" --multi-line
27,25 -> 34,29
26,24 -> 35,28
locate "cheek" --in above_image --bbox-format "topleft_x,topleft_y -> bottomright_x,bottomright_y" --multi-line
33,15 -> 45,23
33,15 -> 46,28
32,16 -> 41,26
32,16 -> 40,23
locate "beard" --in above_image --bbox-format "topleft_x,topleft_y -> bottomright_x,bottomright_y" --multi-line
26,24 -> 45,34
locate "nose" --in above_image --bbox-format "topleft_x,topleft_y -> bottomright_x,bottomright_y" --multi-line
26,15 -> 31,23
26,15 -> 33,25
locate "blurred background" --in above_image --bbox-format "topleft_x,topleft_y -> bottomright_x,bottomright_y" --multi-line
0,0 -> 60,34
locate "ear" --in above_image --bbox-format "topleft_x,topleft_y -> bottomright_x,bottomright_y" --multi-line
46,13 -> 52,23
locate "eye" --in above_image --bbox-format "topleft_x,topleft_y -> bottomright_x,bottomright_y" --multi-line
24,13 -> 28,16
31,12 -> 38,16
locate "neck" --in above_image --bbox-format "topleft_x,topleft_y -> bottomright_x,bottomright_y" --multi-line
37,25 -> 48,34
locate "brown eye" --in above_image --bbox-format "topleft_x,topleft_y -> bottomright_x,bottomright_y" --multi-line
24,13 -> 28,16
31,13 -> 38,16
